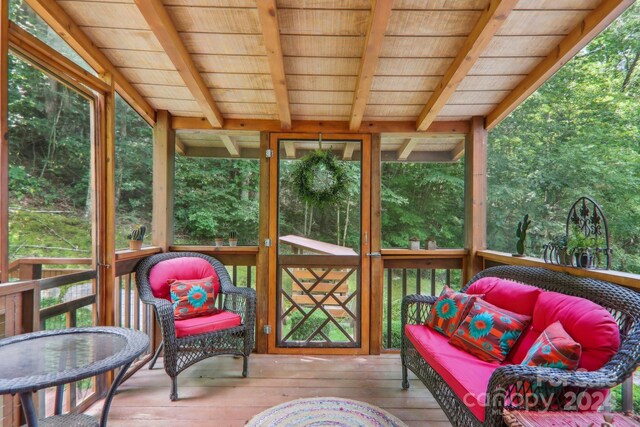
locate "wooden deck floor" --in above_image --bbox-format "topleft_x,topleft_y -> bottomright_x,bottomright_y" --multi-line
88,354 -> 452,427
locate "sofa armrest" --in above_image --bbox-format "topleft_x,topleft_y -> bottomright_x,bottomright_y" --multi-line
401,294 -> 437,328
482,364 -> 620,424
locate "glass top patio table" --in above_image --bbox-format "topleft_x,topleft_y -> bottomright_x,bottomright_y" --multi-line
0,327 -> 149,427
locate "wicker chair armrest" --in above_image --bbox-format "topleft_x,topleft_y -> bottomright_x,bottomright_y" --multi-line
223,287 -> 256,324
142,296 -> 177,339
401,294 -> 437,327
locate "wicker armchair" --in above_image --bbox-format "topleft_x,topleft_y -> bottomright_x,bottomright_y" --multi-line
136,252 -> 256,401
401,266 -> 640,427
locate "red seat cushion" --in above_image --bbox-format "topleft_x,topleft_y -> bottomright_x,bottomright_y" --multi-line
406,324 -> 499,422
149,257 -> 217,300
174,309 -> 242,338
466,277 -> 543,363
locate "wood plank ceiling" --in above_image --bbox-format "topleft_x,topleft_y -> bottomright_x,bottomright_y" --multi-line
44,0 -> 627,135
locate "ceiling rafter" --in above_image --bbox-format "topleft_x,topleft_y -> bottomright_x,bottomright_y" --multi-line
450,140 -> 465,162
257,0 -> 291,130
486,0 -> 634,130
175,137 -> 187,156
220,134 -> 240,157
24,0 -> 156,125
283,141 -> 296,159
343,143 -> 356,160
349,0 -> 394,131
396,138 -> 417,160
415,0 -> 517,131
134,0 -> 224,129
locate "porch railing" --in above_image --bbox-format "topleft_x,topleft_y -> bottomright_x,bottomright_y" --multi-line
477,249 -> 640,415
380,249 -> 467,350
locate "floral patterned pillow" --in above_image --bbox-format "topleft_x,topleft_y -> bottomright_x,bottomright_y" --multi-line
425,286 -> 480,337
169,275 -> 220,320
449,299 -> 531,363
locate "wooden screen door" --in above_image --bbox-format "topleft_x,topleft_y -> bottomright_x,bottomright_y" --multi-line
267,133 -> 371,354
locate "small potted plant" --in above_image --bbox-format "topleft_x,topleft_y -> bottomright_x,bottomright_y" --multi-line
127,225 -> 146,250
567,226 -> 603,268
409,236 -> 421,250
228,230 -> 238,247
214,233 -> 225,247
551,234 -> 570,265
426,237 -> 437,250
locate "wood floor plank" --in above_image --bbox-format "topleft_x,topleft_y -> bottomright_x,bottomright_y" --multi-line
89,354 -> 452,426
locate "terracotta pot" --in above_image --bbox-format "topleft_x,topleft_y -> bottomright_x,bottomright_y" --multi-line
214,238 -> 224,247
228,238 -> 238,247
129,240 -> 143,250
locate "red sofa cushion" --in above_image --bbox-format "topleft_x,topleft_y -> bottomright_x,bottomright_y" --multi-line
466,277 -> 543,363
149,257 -> 217,300
425,287 -> 480,337
170,276 -> 221,320
449,299 -> 531,363
174,309 -> 242,338
531,291 -> 620,371
406,324 -> 500,422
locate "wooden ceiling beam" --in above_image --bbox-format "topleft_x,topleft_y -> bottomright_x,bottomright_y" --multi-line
349,0 -> 394,131
134,0 -> 223,129
172,117 -> 470,134
486,0 -> 634,130
175,137 -> 187,156
450,140 -> 465,162
343,143 -> 356,160
416,0 -> 517,131
220,134 -> 240,157
257,0 -> 291,130
24,0 -> 156,125
283,141 -> 296,159
397,138 -> 417,160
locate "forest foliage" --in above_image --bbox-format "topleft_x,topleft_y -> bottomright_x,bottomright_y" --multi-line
4,1 -> 640,273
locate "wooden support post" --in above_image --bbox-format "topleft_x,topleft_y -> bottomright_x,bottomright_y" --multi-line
152,110 -> 175,251
369,133 -> 382,355
464,116 -> 487,283
0,0 -> 8,284
256,131 -> 270,353
96,76 -> 116,328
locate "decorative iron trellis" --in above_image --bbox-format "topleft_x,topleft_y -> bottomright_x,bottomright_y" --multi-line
543,196 -> 611,269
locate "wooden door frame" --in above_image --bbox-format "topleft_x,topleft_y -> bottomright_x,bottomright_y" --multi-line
267,132 -> 371,355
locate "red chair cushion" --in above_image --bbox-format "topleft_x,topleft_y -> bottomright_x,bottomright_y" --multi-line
174,309 -> 242,338
425,287 -> 480,337
449,299 -> 531,363
149,257 -> 217,300
531,291 -> 619,372
406,324 -> 499,422
170,276 -> 221,320
522,321 -> 581,370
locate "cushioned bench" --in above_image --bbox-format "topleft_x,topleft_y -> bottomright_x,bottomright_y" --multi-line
401,266 -> 640,427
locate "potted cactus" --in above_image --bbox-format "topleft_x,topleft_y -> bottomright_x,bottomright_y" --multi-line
228,230 -> 238,247
127,225 -> 146,250
513,214 -> 531,257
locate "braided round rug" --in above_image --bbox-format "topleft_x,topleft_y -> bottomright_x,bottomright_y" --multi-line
246,397 -> 407,427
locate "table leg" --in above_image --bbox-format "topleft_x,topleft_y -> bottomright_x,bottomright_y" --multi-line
19,392 -> 38,427
99,362 -> 132,427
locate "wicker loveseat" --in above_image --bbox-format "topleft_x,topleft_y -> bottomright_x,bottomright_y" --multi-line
136,252 -> 256,401
401,266 -> 640,427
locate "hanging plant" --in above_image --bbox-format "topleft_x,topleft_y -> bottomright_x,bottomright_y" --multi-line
291,149 -> 348,208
